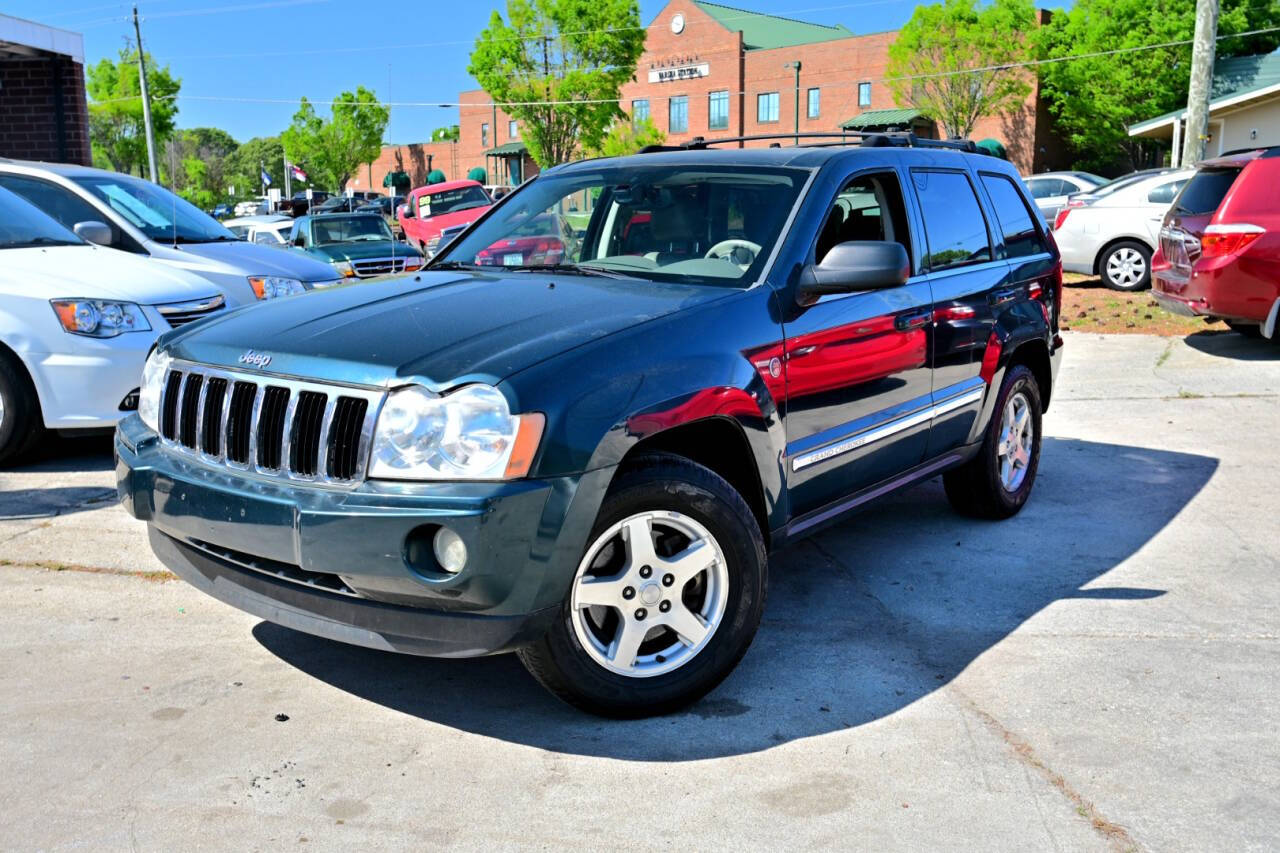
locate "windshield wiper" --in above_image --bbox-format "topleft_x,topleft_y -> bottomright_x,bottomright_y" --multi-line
502,263 -> 634,280
429,260 -> 484,271
5,237 -> 82,248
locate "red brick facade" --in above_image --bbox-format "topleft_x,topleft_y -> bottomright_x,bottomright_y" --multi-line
0,56 -> 91,166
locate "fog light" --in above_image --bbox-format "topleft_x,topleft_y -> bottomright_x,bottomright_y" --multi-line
433,527 -> 467,574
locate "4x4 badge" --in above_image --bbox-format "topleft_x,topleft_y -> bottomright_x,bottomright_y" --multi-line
238,350 -> 272,368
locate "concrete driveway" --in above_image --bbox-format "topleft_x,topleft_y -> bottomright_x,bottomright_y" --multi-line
1,330 -> 1277,851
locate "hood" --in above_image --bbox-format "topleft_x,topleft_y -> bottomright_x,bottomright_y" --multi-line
0,244 -> 220,304
163,270 -> 731,389
152,238 -> 338,282
302,241 -> 421,263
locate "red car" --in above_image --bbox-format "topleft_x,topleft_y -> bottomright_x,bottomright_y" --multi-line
1152,147 -> 1280,340
474,213 -> 576,267
397,180 -> 492,257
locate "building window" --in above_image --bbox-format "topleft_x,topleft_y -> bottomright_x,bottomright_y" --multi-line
669,95 -> 688,133
807,87 -> 820,119
757,92 -> 779,123
481,123 -> 489,148
633,99 -> 650,122
858,82 -> 872,108
508,120 -> 519,139
708,90 -> 729,130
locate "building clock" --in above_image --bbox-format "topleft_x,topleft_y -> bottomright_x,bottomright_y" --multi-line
671,13 -> 685,34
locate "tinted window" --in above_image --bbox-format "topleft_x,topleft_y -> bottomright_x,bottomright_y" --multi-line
980,173 -> 1049,258
911,170 -> 992,270
0,174 -> 114,242
1146,179 -> 1188,204
0,185 -> 83,249
1176,168 -> 1241,214
816,172 -> 912,267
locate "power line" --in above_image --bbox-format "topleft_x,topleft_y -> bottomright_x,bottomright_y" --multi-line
78,0 -> 330,28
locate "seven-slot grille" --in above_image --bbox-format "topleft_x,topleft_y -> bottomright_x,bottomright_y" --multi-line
158,361 -> 382,484
352,257 -> 414,277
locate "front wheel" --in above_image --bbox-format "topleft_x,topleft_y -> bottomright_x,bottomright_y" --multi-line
0,354 -> 44,467
518,453 -> 767,718
1099,241 -> 1152,291
944,365 -> 1043,519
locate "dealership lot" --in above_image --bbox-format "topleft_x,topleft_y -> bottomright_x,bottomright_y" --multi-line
1,331 -> 1277,851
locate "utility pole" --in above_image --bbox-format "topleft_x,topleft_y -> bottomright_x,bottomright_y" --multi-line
784,61 -> 802,145
542,34 -> 554,163
1181,0 -> 1219,166
132,6 -> 160,183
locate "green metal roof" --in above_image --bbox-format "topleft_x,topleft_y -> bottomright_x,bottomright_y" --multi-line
840,108 -> 925,129
692,1 -> 854,50
485,141 -> 527,156
1129,49 -> 1280,135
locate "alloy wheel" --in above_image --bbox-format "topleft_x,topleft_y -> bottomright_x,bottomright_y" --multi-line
997,391 -> 1034,492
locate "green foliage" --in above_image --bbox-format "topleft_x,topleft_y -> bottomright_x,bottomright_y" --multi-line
85,49 -> 181,176
468,0 -> 647,167
886,0 -> 1037,137
281,86 -> 390,190
583,116 -> 665,158
224,136 -> 286,197
161,127 -> 238,201
432,125 -> 461,142
1037,0 -> 1280,171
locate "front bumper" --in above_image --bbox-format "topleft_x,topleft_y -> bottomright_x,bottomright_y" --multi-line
26,333 -> 153,430
115,415 -> 612,657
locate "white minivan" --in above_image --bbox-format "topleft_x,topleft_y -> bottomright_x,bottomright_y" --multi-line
0,186 -> 225,464
0,160 -> 342,306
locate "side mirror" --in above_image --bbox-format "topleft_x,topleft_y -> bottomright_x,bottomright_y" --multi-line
73,220 -> 112,246
400,204 -> 414,219
797,241 -> 909,304
293,236 -> 306,248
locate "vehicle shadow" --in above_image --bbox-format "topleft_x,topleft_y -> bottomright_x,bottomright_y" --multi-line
252,437 -> 1217,760
0,434 -> 117,519
5,433 -> 115,474
1184,329 -> 1280,361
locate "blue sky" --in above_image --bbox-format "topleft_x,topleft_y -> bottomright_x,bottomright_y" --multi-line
9,0 -> 1068,143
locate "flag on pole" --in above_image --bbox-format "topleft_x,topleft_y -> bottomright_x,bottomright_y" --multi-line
260,166 -> 272,186
289,163 -> 308,182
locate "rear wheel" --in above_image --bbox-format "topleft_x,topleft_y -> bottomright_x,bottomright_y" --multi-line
1099,241 -> 1151,291
0,354 -> 44,467
944,365 -> 1042,519
518,453 -> 767,718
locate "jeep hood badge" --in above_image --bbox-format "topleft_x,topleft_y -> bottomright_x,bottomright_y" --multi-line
238,349 -> 272,369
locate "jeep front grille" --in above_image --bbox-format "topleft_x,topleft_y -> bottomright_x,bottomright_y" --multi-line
158,361 -> 383,485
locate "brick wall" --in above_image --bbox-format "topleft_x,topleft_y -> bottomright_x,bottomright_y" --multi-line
0,56 -> 91,165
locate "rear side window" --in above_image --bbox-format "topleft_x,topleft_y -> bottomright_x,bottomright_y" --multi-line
911,170 -> 992,271
1176,168 -> 1241,214
1026,178 -> 1064,198
980,173 -> 1049,258
1146,179 -> 1187,204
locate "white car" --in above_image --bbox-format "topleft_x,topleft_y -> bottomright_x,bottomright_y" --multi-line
0,160 -> 342,306
223,215 -> 293,247
1022,171 -> 1106,228
233,198 -> 270,217
0,187 -> 225,464
1052,169 -> 1194,290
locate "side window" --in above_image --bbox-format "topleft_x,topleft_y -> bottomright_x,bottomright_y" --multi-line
980,173 -> 1049,259
1146,180 -> 1187,205
910,170 -> 992,271
0,174 -> 133,251
253,230 -> 279,245
814,171 -> 912,269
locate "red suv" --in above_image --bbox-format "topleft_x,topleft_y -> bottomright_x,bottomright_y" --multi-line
397,180 -> 492,258
1152,147 -> 1280,340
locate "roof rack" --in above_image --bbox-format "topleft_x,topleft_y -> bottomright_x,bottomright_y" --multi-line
637,131 -> 980,154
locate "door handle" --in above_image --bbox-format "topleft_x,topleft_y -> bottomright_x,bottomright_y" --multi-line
988,288 -> 1020,307
894,311 -> 931,331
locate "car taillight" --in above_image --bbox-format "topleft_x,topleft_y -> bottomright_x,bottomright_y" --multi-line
1053,208 -> 1072,230
1200,223 -> 1264,259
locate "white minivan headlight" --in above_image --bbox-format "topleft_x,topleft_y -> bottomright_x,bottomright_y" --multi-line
368,384 -> 543,480
138,348 -> 171,433
50,299 -> 151,337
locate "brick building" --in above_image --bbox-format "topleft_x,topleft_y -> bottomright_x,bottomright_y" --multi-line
362,0 -> 1065,193
0,15 -> 91,166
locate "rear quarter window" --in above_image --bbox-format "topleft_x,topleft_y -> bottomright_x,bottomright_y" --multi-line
1176,168 -> 1241,214
980,173 -> 1050,258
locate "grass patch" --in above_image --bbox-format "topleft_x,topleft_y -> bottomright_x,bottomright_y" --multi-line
1061,273 -> 1226,336
0,558 -> 174,582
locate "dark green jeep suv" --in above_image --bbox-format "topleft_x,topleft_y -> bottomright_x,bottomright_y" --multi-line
116,134 -> 1063,717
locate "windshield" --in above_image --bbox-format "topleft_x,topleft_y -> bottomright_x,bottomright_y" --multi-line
437,164 -> 808,286
72,174 -> 236,243
0,186 -> 84,249
1175,168 -> 1241,215
419,185 -> 491,216
311,215 -> 393,244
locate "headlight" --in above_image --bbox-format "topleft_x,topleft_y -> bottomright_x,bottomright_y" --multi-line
368,384 -> 544,481
402,257 -> 423,272
247,276 -> 306,300
50,299 -> 151,338
332,261 -> 356,278
138,348 -> 171,432
425,236 -> 441,256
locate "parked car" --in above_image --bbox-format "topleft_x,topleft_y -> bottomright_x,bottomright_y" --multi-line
0,161 -> 343,305
224,214 -> 294,247
210,203 -> 233,219
1023,171 -> 1105,228
234,198 -> 270,217
311,195 -> 362,215
397,180 -> 493,257
288,213 -> 423,278
356,194 -> 405,238
116,136 -> 1062,717
0,185 -> 225,464
1064,168 -> 1182,211
484,184 -> 516,200
1152,146 -> 1280,340
473,211 -> 579,267
275,190 -> 331,218
1052,168 -> 1194,290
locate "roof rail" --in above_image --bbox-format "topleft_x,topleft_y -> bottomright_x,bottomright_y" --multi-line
638,131 -> 980,154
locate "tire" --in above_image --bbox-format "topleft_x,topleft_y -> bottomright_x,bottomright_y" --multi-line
944,364 -> 1042,520
1099,240 -> 1152,291
518,452 -> 767,718
0,352 -> 45,467
1225,321 -> 1263,339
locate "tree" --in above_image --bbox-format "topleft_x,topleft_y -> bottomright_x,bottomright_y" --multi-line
432,125 -> 460,142
161,127 -> 238,200
281,86 -> 389,190
583,116 -> 665,158
1037,0 -> 1280,171
224,136 -> 286,197
886,0 -> 1037,138
85,49 -> 181,176
468,0 -> 647,168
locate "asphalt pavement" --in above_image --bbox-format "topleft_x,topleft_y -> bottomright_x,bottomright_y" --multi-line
1,329 -> 1277,851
